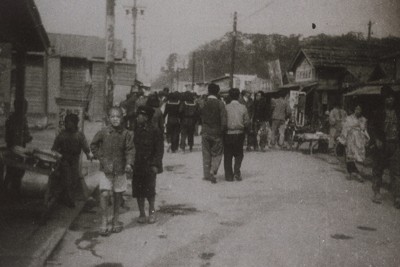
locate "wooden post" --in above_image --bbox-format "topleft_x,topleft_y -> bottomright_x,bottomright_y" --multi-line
43,53 -> 49,115
104,0 -> 115,116
15,47 -> 27,146
229,12 -> 237,88
132,0 -> 138,81
192,52 -> 196,91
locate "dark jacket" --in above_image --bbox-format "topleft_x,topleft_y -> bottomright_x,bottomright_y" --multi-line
134,122 -> 164,173
164,101 -> 181,125
253,98 -> 269,122
90,126 -> 135,176
371,107 -> 400,142
52,130 -> 90,159
200,96 -> 227,136
180,101 -> 199,127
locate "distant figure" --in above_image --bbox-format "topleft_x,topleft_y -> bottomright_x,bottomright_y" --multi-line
239,89 -> 255,151
164,91 -> 181,153
253,91 -> 269,151
338,104 -> 369,182
179,92 -> 199,152
132,106 -> 163,224
3,99 -> 32,200
329,100 -> 347,150
120,91 -> 138,130
271,92 -> 292,148
91,107 -> 135,236
371,86 -> 400,208
200,83 -> 227,183
224,88 -> 250,181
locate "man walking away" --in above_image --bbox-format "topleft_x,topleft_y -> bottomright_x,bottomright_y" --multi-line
371,85 -> 400,208
164,91 -> 181,153
200,83 -> 227,183
180,92 -> 199,152
224,88 -> 250,181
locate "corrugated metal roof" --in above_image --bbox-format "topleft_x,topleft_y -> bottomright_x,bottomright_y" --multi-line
48,33 -> 123,59
302,47 -> 378,68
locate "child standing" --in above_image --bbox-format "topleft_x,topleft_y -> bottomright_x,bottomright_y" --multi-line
90,107 -> 135,235
133,106 -> 163,224
51,113 -> 92,208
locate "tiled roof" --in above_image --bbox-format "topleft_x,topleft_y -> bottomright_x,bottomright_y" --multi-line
48,33 -> 123,59
289,47 -> 381,71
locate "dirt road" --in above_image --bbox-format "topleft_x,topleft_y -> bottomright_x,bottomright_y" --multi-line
45,145 -> 400,267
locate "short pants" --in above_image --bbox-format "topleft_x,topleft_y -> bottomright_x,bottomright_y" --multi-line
99,172 -> 127,193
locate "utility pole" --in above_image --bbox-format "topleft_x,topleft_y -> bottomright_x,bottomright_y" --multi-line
202,58 -> 205,83
192,52 -> 196,91
104,0 -> 115,116
230,12 -> 237,88
367,20 -> 372,42
132,0 -> 138,81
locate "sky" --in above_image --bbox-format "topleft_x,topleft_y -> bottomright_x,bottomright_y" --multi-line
35,0 -> 400,84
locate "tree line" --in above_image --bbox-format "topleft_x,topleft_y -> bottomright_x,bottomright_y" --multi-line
152,32 -> 400,89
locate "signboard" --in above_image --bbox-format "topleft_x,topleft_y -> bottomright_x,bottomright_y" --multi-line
289,90 -> 306,127
55,98 -> 87,134
295,59 -> 313,82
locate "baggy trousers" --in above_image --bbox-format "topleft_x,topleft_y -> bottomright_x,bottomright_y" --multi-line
201,133 -> 223,179
180,123 -> 196,150
372,141 -> 400,199
224,133 -> 245,179
167,123 -> 180,152
271,119 -> 286,146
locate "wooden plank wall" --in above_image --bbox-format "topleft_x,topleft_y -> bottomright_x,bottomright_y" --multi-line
25,55 -> 44,114
60,58 -> 87,100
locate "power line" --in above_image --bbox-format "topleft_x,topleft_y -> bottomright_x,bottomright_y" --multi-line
241,0 -> 275,22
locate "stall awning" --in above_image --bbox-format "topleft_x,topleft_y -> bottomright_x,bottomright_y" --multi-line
0,0 -> 49,52
344,85 -> 400,97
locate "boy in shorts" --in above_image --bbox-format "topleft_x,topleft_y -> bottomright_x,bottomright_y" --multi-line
133,106 -> 163,224
91,107 -> 135,235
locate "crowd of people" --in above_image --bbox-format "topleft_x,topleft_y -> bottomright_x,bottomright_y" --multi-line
2,82 -> 400,237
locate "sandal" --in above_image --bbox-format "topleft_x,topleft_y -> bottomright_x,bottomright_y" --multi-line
111,221 -> 124,233
99,226 -> 110,237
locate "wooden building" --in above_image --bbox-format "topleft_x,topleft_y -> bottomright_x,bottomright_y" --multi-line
283,47 -> 379,125
344,51 -> 400,121
0,0 -> 50,137
21,33 -> 136,122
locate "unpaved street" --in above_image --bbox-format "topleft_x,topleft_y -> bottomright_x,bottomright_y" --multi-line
46,142 -> 400,267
